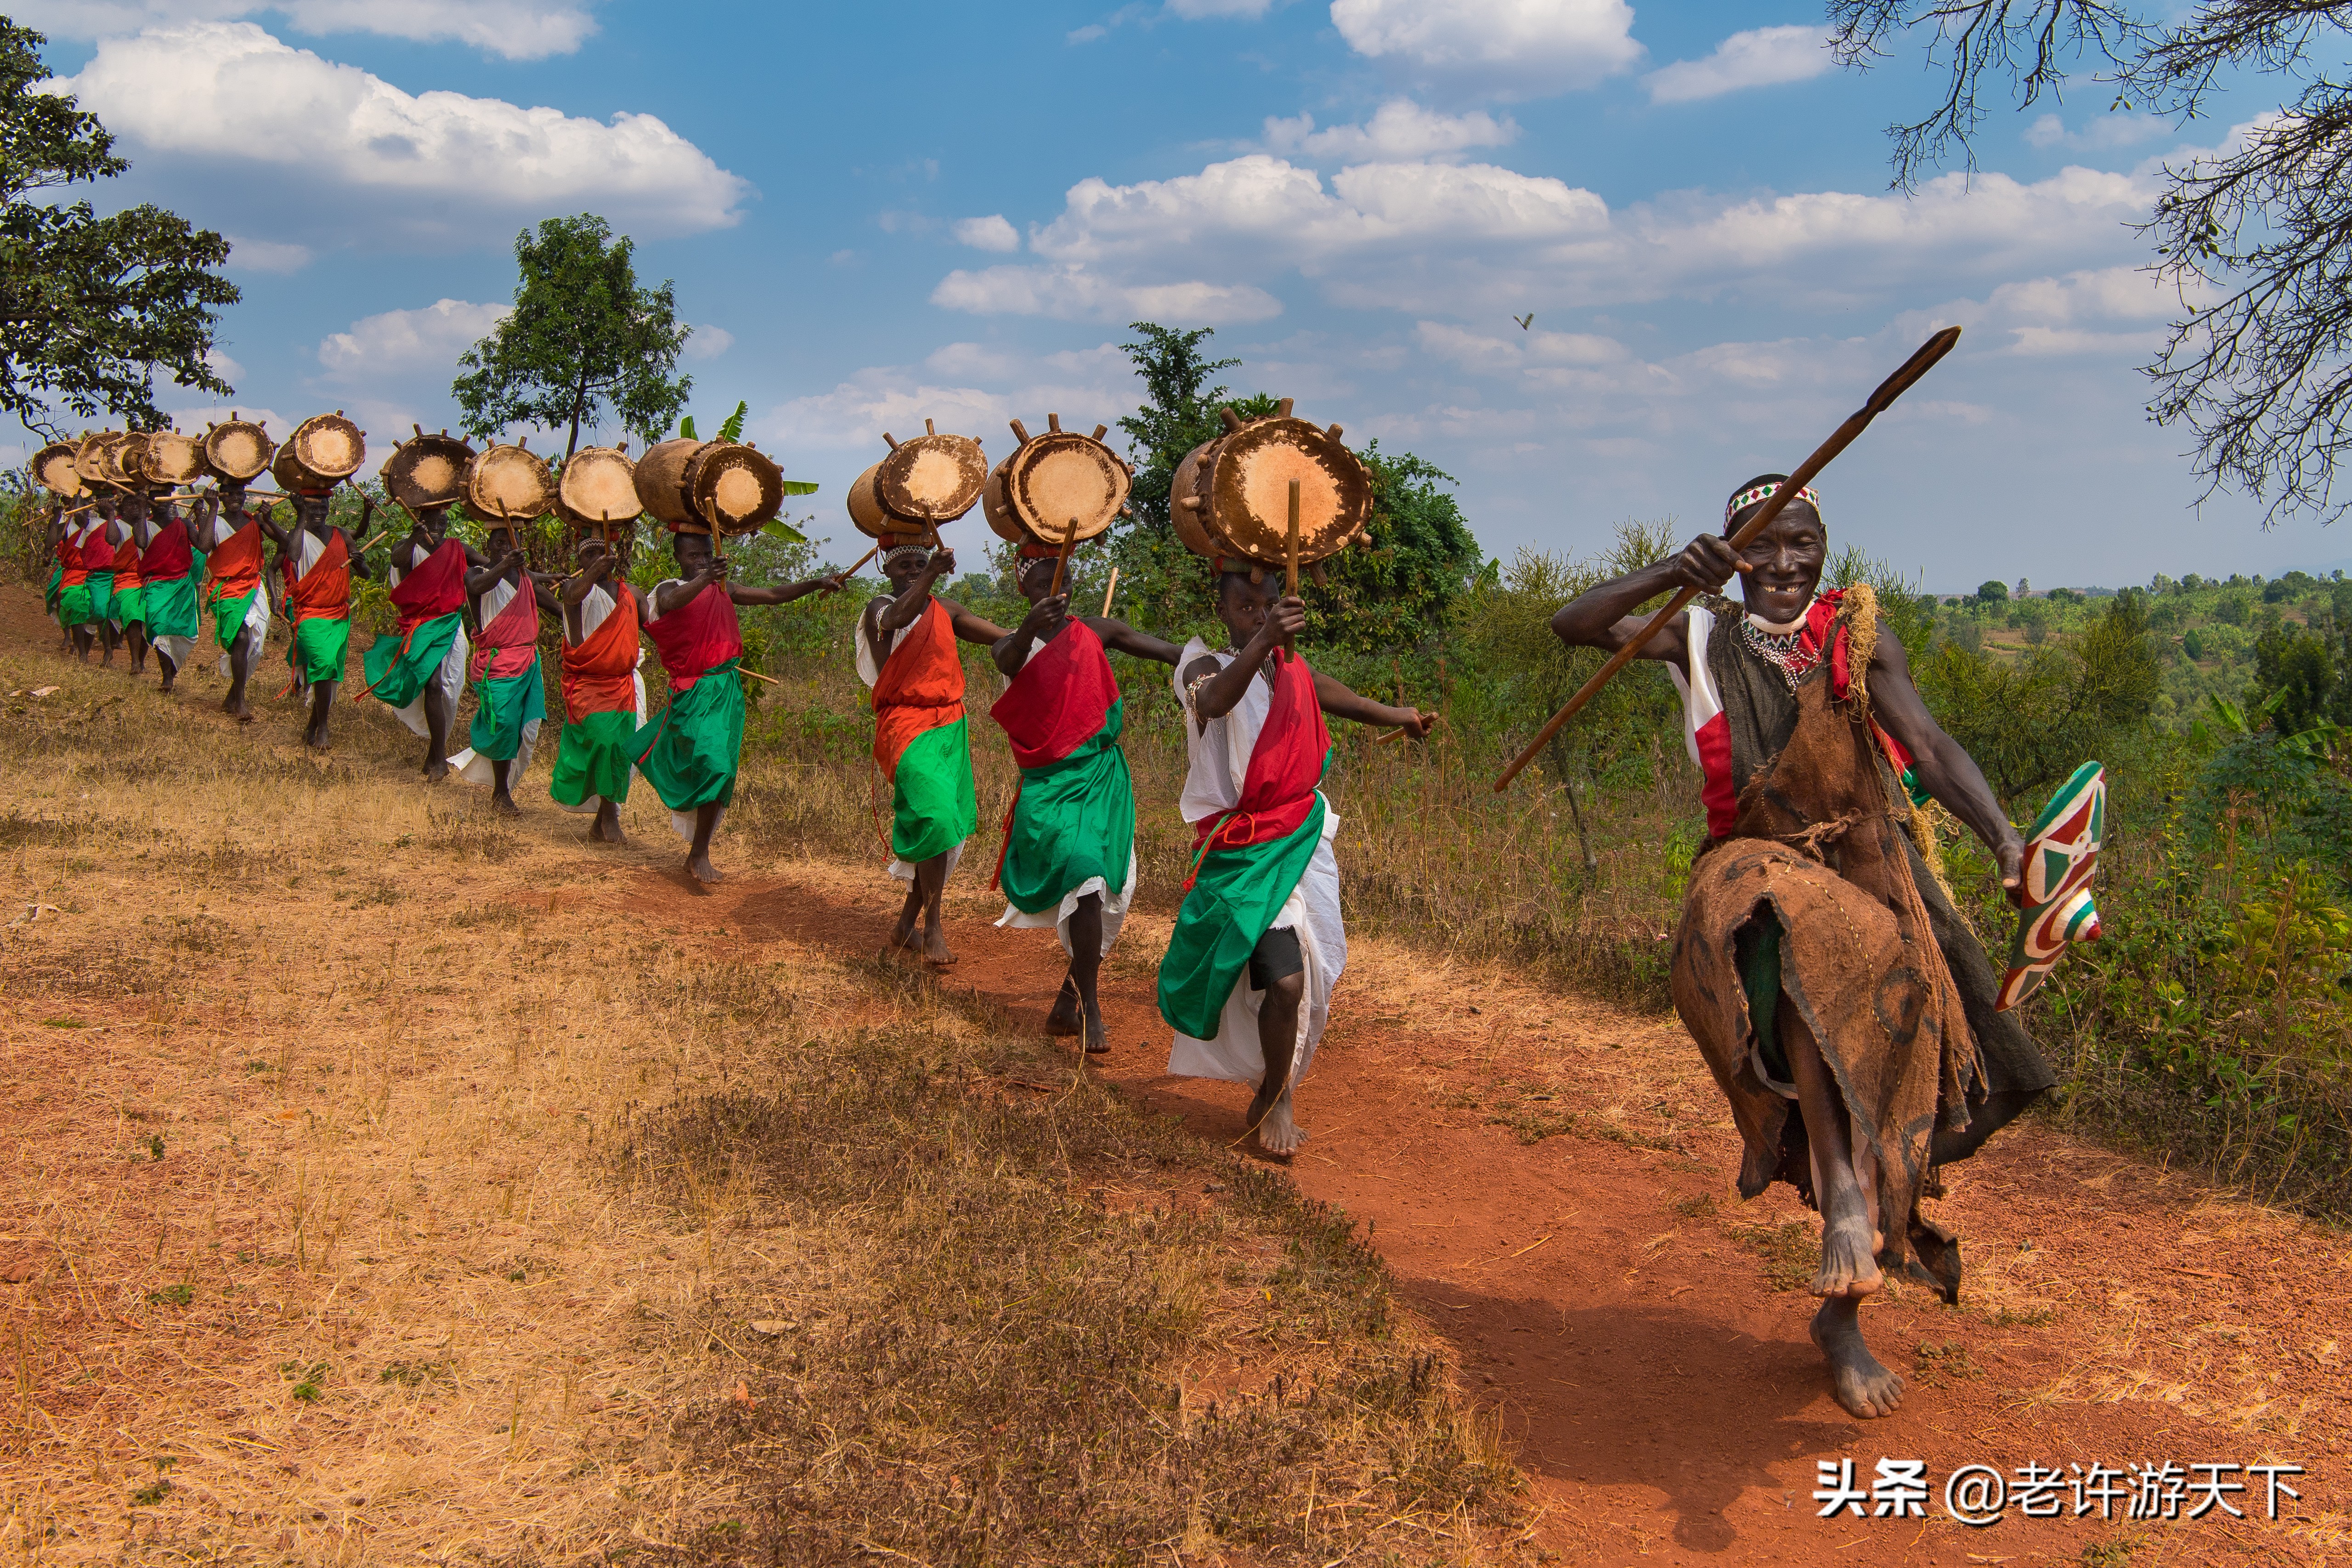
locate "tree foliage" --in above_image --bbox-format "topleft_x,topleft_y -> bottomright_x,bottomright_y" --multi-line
1830,1 -> 2352,524
0,20 -> 237,435
452,213 -> 691,456
1107,321 -> 1480,652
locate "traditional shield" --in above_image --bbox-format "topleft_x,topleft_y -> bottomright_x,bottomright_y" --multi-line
1995,760 -> 2107,1012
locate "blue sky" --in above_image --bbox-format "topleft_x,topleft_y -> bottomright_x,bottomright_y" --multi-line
26,0 -> 2349,590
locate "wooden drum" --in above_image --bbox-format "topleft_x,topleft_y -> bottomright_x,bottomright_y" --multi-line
201,417 -> 274,484
982,415 -> 1129,545
380,431 -> 475,510
1171,401 -> 1368,569
141,430 -> 205,487
633,437 -> 703,527
282,412 -> 366,490
32,442 -> 84,498
558,445 -> 640,526
464,442 -> 555,522
684,442 -> 783,531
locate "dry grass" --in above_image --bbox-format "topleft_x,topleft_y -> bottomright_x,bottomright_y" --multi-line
0,642 -> 1524,1565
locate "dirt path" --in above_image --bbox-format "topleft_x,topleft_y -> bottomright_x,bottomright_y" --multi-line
629,850 -> 2344,1567
1,580 -> 2341,1564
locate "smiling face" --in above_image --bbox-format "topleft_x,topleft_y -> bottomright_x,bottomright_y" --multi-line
1730,501 -> 1826,625
883,547 -> 929,593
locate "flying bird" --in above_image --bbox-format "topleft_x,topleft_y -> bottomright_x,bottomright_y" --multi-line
1513,313 -> 1534,331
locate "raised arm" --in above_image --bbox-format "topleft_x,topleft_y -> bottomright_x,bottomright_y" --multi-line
465,547 -> 523,598
1188,594 -> 1298,726
333,527 -> 371,578
1549,533 -> 1747,679
729,571 -> 846,607
1083,615 -> 1182,665
653,560 -> 723,618
1864,623 -> 2025,897
560,551 -> 615,608
877,549 -> 953,634
994,590 -> 1069,676
252,499 -> 293,551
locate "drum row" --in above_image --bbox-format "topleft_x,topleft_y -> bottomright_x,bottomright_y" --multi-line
32,396 -> 1374,568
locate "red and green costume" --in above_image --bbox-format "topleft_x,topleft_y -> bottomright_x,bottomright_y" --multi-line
450,578 -> 546,786
1157,648 -> 1334,1043
634,581 -> 746,837
871,600 -> 977,870
203,517 -> 269,670
140,517 -> 200,664
284,532 -> 352,684
989,621 -> 1135,942
362,539 -> 469,715
551,585 -> 645,813
108,532 -> 146,627
54,521 -> 98,626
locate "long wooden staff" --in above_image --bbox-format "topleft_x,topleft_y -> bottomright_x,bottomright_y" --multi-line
1048,520 -> 1079,598
842,542 -> 881,578
1278,479 -> 1300,665
1490,325 -> 1962,792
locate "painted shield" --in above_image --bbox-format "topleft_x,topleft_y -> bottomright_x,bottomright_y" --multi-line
1995,759 -> 2107,1012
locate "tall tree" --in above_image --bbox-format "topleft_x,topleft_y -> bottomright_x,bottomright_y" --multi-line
0,19 -> 237,435
452,213 -> 692,456
1828,2 -> 2352,526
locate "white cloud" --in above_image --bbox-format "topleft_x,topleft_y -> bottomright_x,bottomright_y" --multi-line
317,298 -> 508,382
1263,99 -> 1518,162
205,346 -> 245,384
223,234 -> 312,272
1167,0 -> 1273,15
944,151 -> 2146,321
1644,24 -> 1832,104
49,23 -> 749,248
683,326 -> 734,362
2023,111 -> 2174,151
16,0 -> 597,60
925,342 -> 1024,380
1328,0 -> 1642,97
932,264 -> 1283,324
952,215 -> 1022,253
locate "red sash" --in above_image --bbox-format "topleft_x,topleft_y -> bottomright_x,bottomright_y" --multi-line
871,599 -> 965,777
989,620 -> 1116,769
389,539 -> 468,633
111,534 -> 143,592
81,526 -> 119,575
1191,651 -> 1329,859
561,588 -> 641,720
59,524 -> 98,588
285,532 -> 351,623
141,518 -> 192,582
643,581 -> 743,692
467,578 -> 542,682
204,520 -> 265,601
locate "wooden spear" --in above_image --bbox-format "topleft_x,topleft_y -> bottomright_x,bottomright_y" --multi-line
1490,325 -> 1963,793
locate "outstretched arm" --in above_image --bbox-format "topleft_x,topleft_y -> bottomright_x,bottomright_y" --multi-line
1311,669 -> 1430,736
1866,623 -> 2024,897
1550,534 -> 1748,679
560,552 -> 615,608
942,597 -> 1010,646
730,571 -> 846,607
653,562 -> 723,618
1082,615 -> 1182,665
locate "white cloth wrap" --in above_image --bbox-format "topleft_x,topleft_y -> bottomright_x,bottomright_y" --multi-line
383,544 -> 469,742
552,583 -> 649,815
1161,635 -> 1346,1089
214,584 -> 270,680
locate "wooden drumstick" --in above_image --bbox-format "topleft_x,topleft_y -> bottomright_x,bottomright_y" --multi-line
1049,521 -> 1078,598
1100,566 -> 1120,617
842,542 -> 881,577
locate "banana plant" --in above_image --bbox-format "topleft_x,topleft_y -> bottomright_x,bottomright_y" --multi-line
675,400 -> 818,541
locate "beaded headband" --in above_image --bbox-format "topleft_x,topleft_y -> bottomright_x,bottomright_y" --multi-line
884,543 -> 931,569
1724,481 -> 1822,527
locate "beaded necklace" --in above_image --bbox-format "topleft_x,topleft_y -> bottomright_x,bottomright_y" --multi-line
1740,606 -> 1822,691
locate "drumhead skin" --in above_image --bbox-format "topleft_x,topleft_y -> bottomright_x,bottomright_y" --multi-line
466,443 -> 555,521
290,413 -> 366,480
141,431 -> 205,485
203,419 -> 275,482
1005,431 -> 1128,544
1171,408 -> 1369,568
687,442 -> 784,530
33,443 -> 85,497
875,432 -> 986,525
381,433 -> 476,510
558,446 -> 640,525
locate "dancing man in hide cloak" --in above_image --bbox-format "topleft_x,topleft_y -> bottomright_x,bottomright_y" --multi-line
1549,475 -> 2057,1420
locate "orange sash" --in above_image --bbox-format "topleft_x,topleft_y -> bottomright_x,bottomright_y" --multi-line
204,520 -> 264,601
871,599 -> 965,779
285,532 -> 351,623
561,588 -> 641,721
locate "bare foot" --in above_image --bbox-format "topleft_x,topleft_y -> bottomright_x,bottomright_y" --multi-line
423,756 -> 450,782
1813,1211 -> 1885,1300
492,792 -> 522,816
1045,979 -> 1081,1037
1247,1082 -> 1306,1157
1810,1298 -> 1906,1419
1081,999 -> 1109,1055
688,851 -> 723,884
922,924 -> 956,966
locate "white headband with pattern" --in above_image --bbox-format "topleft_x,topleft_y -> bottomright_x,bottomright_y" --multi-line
1725,481 -> 1822,527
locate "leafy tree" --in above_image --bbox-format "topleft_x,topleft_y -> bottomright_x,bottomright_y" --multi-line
1913,590 -> 2162,803
0,20 -> 236,435
1827,544 -> 1935,652
1976,578 -> 2009,604
2251,619 -> 2341,735
1829,1 -> 2352,524
452,213 -> 691,456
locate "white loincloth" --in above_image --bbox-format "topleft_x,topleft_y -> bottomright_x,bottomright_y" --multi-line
215,586 -> 270,680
